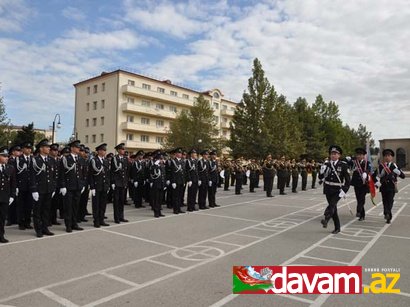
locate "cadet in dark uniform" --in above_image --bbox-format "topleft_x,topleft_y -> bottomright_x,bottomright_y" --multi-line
198,150 -> 210,209
319,145 -> 350,234
170,147 -> 185,214
186,149 -> 199,211
30,139 -> 57,237
234,159 -> 244,195
131,150 -> 146,208
291,159 -> 299,193
49,143 -> 61,225
88,143 -> 110,228
0,147 -> 16,243
311,160 -> 318,189
59,140 -> 87,232
262,156 -> 275,197
376,149 -> 405,224
208,150 -> 219,207
277,156 -> 287,195
165,150 -> 174,209
300,159 -> 308,191
6,145 -> 21,226
223,159 -> 232,191
149,152 -> 166,218
77,145 -> 90,223
349,147 -> 372,221
111,143 -> 129,223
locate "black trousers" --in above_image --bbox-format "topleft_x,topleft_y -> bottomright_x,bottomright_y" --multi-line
133,182 -> 144,207
171,184 -> 184,213
33,193 -> 51,233
235,176 -> 242,194
312,171 -> 317,188
151,188 -> 163,216
78,188 -> 89,221
113,187 -> 125,222
286,173 -> 291,187
49,190 -> 61,223
301,172 -> 307,190
249,174 -> 257,192
0,202 -> 8,238
354,186 -> 367,218
92,190 -> 108,225
208,183 -> 217,206
224,171 -> 230,190
166,186 -> 173,208
381,189 -> 395,219
198,182 -> 208,208
230,173 -> 235,186
265,176 -> 273,196
63,190 -> 81,229
278,176 -> 286,193
7,199 -> 17,225
324,192 -> 341,230
17,190 -> 32,227
291,175 -> 299,192
187,182 -> 198,210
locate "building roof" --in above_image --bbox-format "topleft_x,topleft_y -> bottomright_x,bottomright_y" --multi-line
379,138 -> 410,141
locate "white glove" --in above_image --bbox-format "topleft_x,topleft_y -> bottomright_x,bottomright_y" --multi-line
172,183 -> 176,189
52,192 -> 55,198
362,173 -> 367,180
16,188 -> 19,197
150,182 -> 153,187
60,188 -> 67,196
154,160 -> 160,166
320,165 -> 327,174
166,180 -> 170,185
111,184 -> 115,190
338,189 -> 346,199
198,180 -> 202,186
393,168 -> 401,175
375,182 -> 381,188
209,181 -> 212,187
32,192 -> 39,202
81,187 -> 85,194
134,181 -> 138,188
188,181 -> 192,187
91,189 -> 96,197
9,197 -> 14,206
346,156 -> 351,161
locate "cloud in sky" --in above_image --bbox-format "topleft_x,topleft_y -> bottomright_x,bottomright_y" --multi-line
0,0 -> 409,143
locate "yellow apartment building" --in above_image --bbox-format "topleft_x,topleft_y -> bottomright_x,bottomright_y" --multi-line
73,69 -> 237,153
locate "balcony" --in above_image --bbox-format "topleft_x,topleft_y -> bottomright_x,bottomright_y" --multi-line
221,108 -> 235,116
220,121 -> 230,129
121,103 -> 177,119
121,122 -> 168,134
122,85 -> 193,107
124,140 -> 161,150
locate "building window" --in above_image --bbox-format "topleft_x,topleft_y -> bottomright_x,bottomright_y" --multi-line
214,116 -> 219,123
92,118 -> 97,126
157,87 -> 165,93
170,90 -> 177,96
86,103 -> 90,111
93,85 -> 98,93
86,119 -> 89,127
102,83 -> 105,91
87,87 -> 90,95
223,117 -> 228,123
169,106 -> 177,113
92,134 -> 96,143
182,94 -> 189,99
223,130 -> 227,137
126,133 -> 133,141
213,102 -> 219,109
222,104 -> 227,110
230,107 -> 235,111
93,101 -> 97,110
127,115 -> 134,123
156,120 -> 164,127
141,100 -> 150,107
85,135 -> 89,143
141,118 -> 150,125
101,100 -> 105,109
127,97 -> 135,104
156,136 -> 164,143
141,135 -> 149,142
142,83 -> 151,90
100,134 -> 104,142
213,92 -> 220,99
101,116 -> 104,125
155,103 -> 164,110
128,80 -> 135,86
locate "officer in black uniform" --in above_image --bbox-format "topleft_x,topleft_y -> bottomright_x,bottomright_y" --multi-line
111,143 -> 129,223
165,150 -> 174,209
48,143 -> 61,225
311,160 -> 318,189
349,147 -> 372,221
186,149 -> 199,211
77,145 -> 90,223
149,152 -> 166,218
88,143 -> 110,228
319,145 -> 351,234
59,140 -> 87,233
0,147 -> 16,243
376,149 -> 406,224
6,145 -> 21,226
300,159 -> 308,191
198,150 -> 210,209
262,155 -> 275,197
30,139 -> 57,237
291,159 -> 299,193
208,150 -> 219,208
170,147 -> 185,214
131,150 -> 146,208
277,156 -> 287,195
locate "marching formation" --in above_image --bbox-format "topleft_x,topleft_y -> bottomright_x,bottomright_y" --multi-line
0,140 -> 406,244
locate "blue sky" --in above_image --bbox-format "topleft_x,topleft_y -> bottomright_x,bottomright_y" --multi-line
1,0 -> 409,143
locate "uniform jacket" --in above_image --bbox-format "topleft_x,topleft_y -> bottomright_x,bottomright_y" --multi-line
319,160 -> 351,194
110,155 -> 129,188
88,156 -> 110,192
59,154 -> 87,191
30,155 -> 57,194
0,164 -> 17,202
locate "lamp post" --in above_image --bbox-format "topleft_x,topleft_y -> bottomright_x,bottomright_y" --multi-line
52,114 -> 61,143
197,139 -> 202,151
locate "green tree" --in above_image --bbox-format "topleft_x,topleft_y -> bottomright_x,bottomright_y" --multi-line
165,94 -> 218,151
0,96 -> 12,146
12,122 -> 36,146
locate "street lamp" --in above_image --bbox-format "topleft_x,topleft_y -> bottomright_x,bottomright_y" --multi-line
52,114 -> 61,143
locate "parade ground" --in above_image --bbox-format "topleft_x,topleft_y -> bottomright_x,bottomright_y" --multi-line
1,178 -> 409,307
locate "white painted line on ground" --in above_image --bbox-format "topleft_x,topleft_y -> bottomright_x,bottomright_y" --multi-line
145,259 -> 185,271
330,237 -> 369,244
318,245 -> 361,253
361,285 -> 410,298
100,272 -> 140,288
382,234 -> 410,240
209,240 -> 243,247
39,289 -> 79,307
281,294 -> 315,304
301,255 -> 349,265
233,233 -> 264,239
192,212 -> 261,223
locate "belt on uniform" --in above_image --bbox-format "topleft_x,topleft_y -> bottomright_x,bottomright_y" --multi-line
324,181 -> 343,187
